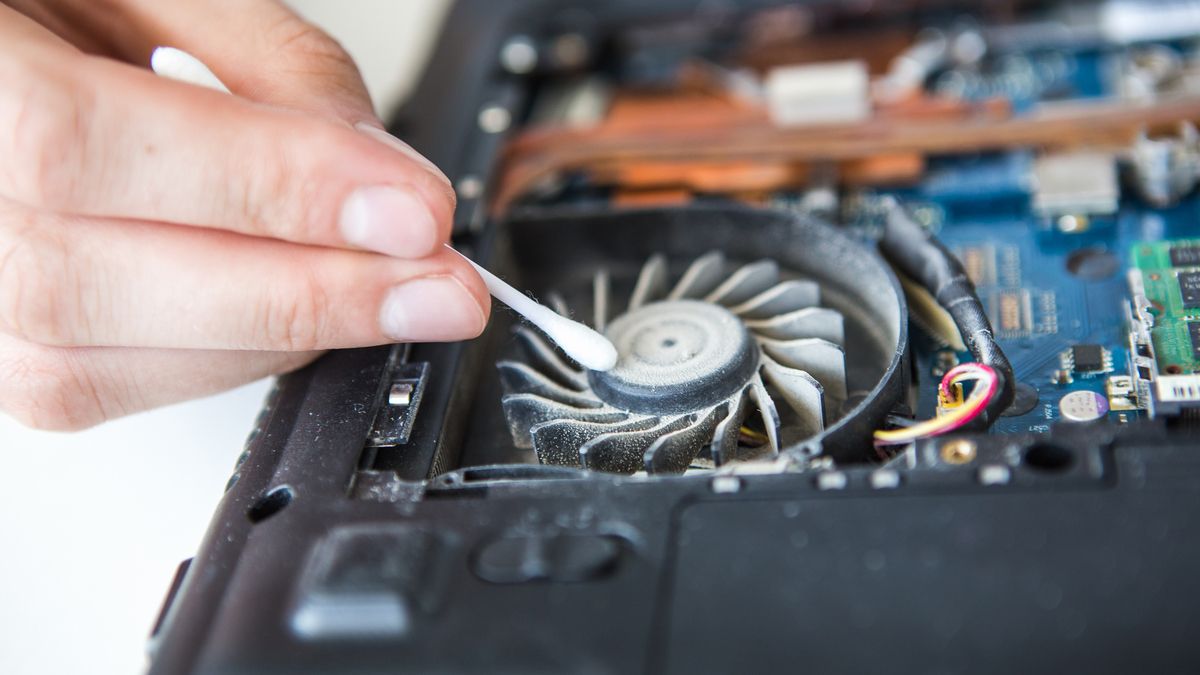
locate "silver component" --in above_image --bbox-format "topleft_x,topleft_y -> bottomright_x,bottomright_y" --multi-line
499,35 -> 539,74
368,361 -> 429,448
978,464 -> 1012,486
764,60 -> 870,126
1154,375 -> 1200,404
1124,124 -> 1200,207
1031,150 -> 1119,216
388,383 -> 413,407
710,475 -> 742,494
478,104 -> 512,134
1059,390 -> 1110,422
870,469 -> 902,489
815,471 -> 848,491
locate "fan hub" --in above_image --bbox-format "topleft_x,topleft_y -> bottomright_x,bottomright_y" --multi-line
588,300 -> 758,414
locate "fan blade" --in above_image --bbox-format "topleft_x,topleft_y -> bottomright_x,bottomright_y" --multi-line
643,406 -> 724,474
497,361 -> 604,408
629,254 -> 668,310
729,280 -> 820,319
593,268 -> 610,331
667,251 -> 725,299
579,415 -> 694,474
531,416 -> 660,467
745,307 -> 844,345
708,393 -> 746,466
761,356 -> 826,435
759,337 -> 847,401
705,260 -> 779,306
502,394 -> 626,448
514,327 -> 588,390
749,374 -> 781,455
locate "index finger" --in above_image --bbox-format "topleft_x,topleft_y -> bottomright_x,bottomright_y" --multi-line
0,37 -> 454,259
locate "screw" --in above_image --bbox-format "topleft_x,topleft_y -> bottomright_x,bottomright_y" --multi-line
940,438 -> 977,465
478,105 -> 512,134
500,35 -> 538,74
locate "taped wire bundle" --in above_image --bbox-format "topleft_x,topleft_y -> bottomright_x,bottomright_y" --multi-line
874,362 -> 999,446
873,197 -> 1015,446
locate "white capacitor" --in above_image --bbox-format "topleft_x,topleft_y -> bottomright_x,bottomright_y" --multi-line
1058,390 -> 1110,422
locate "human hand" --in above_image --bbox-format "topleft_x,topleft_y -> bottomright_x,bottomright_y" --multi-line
0,0 -> 489,430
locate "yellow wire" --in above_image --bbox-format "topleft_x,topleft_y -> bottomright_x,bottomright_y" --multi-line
873,371 -> 991,444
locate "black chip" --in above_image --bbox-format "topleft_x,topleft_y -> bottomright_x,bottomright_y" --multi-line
1071,344 -> 1106,373
1170,244 -> 1200,267
1180,271 -> 1200,309
1191,322 -> 1200,362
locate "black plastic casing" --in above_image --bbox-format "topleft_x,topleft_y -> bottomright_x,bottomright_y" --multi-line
147,2 -> 1200,674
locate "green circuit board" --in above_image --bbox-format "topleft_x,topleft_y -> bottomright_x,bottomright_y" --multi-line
1132,239 -> 1200,375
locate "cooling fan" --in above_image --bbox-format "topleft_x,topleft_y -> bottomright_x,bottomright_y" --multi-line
499,249 -> 865,474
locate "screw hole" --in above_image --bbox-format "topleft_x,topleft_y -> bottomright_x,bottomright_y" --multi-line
1024,443 -> 1074,473
247,485 -> 294,523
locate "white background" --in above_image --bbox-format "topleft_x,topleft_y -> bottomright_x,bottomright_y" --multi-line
0,2 -> 448,673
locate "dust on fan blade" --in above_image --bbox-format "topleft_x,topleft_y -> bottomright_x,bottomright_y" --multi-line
498,251 -> 850,475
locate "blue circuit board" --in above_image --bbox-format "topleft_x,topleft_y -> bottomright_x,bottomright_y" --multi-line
892,166 -> 1200,433
875,40 -> 1200,433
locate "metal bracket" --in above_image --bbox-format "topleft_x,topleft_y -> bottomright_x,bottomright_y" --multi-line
367,361 -> 430,447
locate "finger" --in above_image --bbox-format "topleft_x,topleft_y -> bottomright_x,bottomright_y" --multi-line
0,333 -> 320,431
1,0 -> 142,60
9,0 -> 449,179
123,0 -> 379,125
0,208 -> 490,350
0,33 -> 453,261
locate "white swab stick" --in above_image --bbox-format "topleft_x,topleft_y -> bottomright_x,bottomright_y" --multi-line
447,246 -> 618,371
150,47 -> 230,93
150,47 -> 620,371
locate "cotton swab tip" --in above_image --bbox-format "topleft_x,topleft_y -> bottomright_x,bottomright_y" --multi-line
448,246 -> 619,371
542,318 -> 620,372
150,47 -> 231,93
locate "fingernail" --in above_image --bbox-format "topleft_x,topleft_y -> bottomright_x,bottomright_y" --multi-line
355,123 -> 451,186
379,277 -> 485,341
340,185 -> 440,258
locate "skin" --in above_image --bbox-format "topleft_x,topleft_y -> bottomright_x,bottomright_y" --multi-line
0,0 -> 490,430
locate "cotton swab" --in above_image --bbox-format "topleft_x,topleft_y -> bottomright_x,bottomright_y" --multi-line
150,47 -> 230,93
149,47 -> 620,371
446,246 -> 618,371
